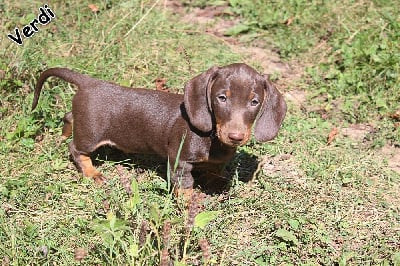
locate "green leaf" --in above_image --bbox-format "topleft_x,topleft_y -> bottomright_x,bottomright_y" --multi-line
127,178 -> 141,209
129,243 -> 139,258
375,97 -> 388,109
342,178 -> 353,185
194,211 -> 220,230
174,133 -> 186,171
393,252 -> 400,266
288,219 -> 300,230
339,252 -> 356,266
19,138 -> 35,149
118,79 -> 131,87
113,219 -> 129,232
109,213 -> 117,230
275,228 -> 299,246
149,203 -> 160,224
224,23 -> 250,36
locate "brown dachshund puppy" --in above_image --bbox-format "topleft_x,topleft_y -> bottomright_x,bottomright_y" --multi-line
32,63 -> 286,191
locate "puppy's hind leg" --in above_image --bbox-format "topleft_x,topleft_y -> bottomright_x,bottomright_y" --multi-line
61,112 -> 73,140
68,141 -> 107,185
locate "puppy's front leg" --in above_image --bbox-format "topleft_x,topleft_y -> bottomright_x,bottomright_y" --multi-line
171,160 -> 194,199
68,142 -> 107,185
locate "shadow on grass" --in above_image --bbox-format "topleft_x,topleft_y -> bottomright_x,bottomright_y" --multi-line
89,146 -> 259,195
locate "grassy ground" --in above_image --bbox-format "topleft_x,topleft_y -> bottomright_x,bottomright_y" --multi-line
1,0 -> 399,265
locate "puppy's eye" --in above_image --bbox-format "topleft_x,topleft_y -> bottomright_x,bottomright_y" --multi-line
250,99 -> 259,106
217,95 -> 227,103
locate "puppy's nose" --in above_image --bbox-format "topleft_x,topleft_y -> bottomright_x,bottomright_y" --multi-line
228,132 -> 245,142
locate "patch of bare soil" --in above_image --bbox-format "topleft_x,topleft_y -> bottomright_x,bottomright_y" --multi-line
340,123 -> 376,142
283,89 -> 307,109
380,144 -> 400,175
260,153 -> 307,187
336,123 -> 399,175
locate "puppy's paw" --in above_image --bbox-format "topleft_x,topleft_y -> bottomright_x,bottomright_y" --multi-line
174,187 -> 194,203
93,172 -> 108,186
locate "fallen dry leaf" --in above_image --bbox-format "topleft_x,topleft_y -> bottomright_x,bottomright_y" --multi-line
102,200 -> 110,212
0,69 -> 5,80
74,248 -> 88,261
155,78 -> 169,92
284,16 -> 295,26
88,4 -> 99,13
389,110 -> 400,121
327,127 -> 339,145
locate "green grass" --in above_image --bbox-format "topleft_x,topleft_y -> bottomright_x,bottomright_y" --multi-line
1,0 -> 400,265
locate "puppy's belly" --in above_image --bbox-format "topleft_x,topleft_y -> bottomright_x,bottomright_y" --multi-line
93,138 -> 165,157
94,140 -> 117,150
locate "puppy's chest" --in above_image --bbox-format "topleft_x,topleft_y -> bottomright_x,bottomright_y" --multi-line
189,139 -> 236,165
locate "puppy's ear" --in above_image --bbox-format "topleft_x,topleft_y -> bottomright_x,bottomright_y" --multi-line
254,78 -> 287,142
184,66 -> 219,132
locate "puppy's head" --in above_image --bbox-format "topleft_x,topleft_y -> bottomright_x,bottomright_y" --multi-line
184,63 -> 287,147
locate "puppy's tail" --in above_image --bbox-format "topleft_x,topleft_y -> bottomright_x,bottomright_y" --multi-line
31,68 -> 94,110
